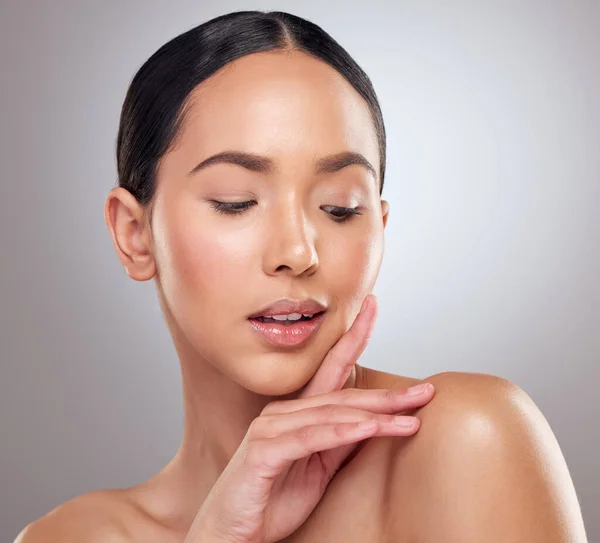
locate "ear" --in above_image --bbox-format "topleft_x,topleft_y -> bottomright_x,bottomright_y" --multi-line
380,199 -> 390,229
104,187 -> 156,281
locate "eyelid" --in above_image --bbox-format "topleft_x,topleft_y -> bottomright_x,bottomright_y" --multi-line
209,199 -> 257,214
208,200 -> 364,222
321,205 -> 363,213
320,205 -> 363,222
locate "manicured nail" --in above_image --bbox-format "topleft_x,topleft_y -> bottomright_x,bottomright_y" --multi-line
406,383 -> 433,395
394,416 -> 418,427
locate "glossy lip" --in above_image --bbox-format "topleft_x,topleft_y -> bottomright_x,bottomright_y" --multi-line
248,298 -> 327,318
248,311 -> 326,348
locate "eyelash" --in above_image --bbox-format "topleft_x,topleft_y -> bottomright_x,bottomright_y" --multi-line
209,201 -> 362,222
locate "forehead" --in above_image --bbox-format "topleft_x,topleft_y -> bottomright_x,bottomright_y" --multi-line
174,50 -> 378,170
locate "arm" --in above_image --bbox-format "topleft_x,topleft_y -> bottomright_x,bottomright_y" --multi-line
388,372 -> 588,543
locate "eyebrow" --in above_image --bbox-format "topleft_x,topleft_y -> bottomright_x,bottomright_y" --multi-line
188,150 -> 377,181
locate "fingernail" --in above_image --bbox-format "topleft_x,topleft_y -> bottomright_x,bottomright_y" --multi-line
394,416 -> 417,427
406,383 -> 432,395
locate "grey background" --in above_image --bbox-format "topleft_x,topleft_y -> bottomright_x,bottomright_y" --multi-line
1,0 -> 598,540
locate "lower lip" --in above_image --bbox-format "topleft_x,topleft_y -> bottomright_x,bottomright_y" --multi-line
248,312 -> 326,348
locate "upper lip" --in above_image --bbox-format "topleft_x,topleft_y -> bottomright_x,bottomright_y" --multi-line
248,298 -> 327,318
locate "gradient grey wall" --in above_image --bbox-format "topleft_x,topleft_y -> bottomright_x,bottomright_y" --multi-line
1,0 -> 598,540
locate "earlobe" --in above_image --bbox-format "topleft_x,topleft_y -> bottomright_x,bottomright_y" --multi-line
381,200 -> 390,229
104,188 -> 156,281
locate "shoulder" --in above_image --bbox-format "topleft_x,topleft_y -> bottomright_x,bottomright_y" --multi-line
13,490 -> 135,543
385,371 -> 588,542
387,369 -> 550,437
395,369 -> 551,448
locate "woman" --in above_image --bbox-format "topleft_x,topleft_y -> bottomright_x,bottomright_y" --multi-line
16,10 -> 587,543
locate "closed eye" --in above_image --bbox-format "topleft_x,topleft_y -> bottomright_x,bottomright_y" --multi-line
208,201 -> 362,222
209,200 -> 257,214
321,206 -> 363,222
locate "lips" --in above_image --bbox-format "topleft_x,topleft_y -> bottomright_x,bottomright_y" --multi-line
248,298 -> 327,348
248,299 -> 326,319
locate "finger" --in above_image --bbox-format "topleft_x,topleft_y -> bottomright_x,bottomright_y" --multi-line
245,420 -> 384,477
262,382 -> 435,417
252,403 -> 420,439
320,417 -> 421,477
299,294 -> 378,399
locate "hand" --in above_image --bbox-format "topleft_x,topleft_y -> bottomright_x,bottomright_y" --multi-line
184,294 -> 435,543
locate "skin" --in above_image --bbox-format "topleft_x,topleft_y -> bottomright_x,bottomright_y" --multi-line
15,49 -> 588,542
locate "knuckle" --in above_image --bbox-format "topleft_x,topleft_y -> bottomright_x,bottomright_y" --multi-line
380,413 -> 396,424
316,403 -> 337,422
297,424 -> 316,443
384,388 -> 397,401
335,422 -> 351,438
244,440 -> 267,468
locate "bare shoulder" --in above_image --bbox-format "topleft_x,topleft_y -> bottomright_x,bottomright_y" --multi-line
393,369 -> 551,444
384,371 -> 588,542
14,489 -> 135,543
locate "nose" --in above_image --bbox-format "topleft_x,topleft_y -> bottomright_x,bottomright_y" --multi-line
262,204 -> 319,277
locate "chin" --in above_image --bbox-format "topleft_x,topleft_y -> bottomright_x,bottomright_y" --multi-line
230,349 -> 324,397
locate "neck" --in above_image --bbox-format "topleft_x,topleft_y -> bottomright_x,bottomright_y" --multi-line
131,318 -> 361,534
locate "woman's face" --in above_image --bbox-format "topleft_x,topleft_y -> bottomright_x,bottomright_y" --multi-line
146,50 -> 388,395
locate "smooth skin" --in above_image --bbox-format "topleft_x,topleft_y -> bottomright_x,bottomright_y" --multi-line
15,49 -> 587,542
184,294 -> 435,543
18,296 -> 436,543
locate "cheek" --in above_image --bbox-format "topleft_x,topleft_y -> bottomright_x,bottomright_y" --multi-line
157,214 -> 258,315
323,222 -> 384,298
321,220 -> 384,337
